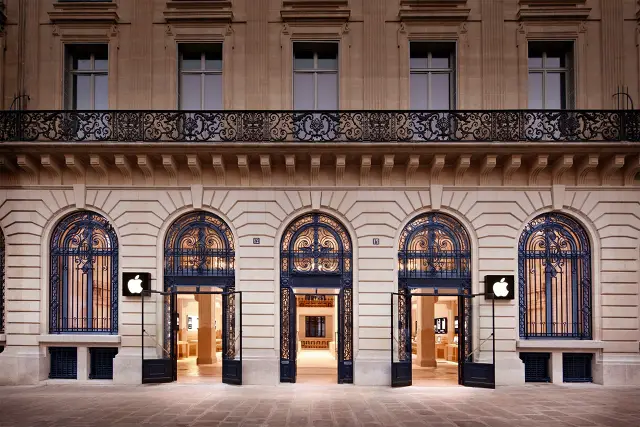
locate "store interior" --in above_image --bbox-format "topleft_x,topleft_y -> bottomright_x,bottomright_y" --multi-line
175,292 -> 223,383
294,289 -> 338,384
411,295 -> 460,386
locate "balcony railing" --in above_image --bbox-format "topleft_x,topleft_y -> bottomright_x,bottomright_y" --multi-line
1,110 -> 639,143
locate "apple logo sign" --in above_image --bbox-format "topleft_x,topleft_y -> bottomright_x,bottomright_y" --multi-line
484,275 -> 514,300
492,277 -> 509,298
128,275 -> 143,294
122,272 -> 150,296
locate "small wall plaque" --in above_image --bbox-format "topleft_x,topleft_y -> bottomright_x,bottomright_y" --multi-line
373,238 -> 380,246
253,237 -> 261,245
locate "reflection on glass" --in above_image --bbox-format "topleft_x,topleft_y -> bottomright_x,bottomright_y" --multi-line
204,74 -> 223,110
317,73 -> 338,110
431,74 -> 450,109
410,74 -> 428,110
294,73 -> 314,110
528,72 -> 543,109
180,74 -> 201,110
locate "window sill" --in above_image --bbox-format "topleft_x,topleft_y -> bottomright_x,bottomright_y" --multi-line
517,339 -> 604,350
38,334 -> 121,345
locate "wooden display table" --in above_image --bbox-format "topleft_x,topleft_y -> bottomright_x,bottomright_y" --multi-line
177,341 -> 189,359
446,344 -> 458,362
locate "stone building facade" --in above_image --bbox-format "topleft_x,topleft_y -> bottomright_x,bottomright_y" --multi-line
0,0 -> 639,387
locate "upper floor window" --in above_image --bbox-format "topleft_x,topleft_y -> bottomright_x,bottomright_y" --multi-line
410,42 -> 456,110
528,41 -> 574,109
178,43 -> 223,110
64,44 -> 108,110
293,42 -> 338,110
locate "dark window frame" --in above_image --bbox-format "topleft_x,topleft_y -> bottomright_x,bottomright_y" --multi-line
527,40 -> 575,109
409,41 -> 457,110
293,41 -> 339,110
177,43 -> 223,110
305,316 -> 326,338
64,44 -> 109,110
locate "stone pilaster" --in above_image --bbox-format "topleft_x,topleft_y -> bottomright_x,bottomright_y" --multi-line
481,0 -> 504,108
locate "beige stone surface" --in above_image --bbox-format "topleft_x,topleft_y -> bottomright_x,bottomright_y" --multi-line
0,0 -> 639,387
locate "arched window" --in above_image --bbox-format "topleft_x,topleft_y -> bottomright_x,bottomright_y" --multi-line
398,212 -> 471,282
519,212 -> 592,339
164,211 -> 235,280
0,227 -> 5,334
50,211 -> 118,333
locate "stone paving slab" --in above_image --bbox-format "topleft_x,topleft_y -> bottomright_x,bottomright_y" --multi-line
0,384 -> 638,427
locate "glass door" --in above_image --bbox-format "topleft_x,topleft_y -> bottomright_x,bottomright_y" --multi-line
141,290 -> 175,384
460,294 -> 495,388
391,291 -> 412,387
222,290 -> 242,385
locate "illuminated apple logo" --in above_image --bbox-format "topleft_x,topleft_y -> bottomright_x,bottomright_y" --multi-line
127,275 -> 144,295
492,277 -> 509,298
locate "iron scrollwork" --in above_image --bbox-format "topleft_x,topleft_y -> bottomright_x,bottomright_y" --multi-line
397,212 -> 473,362
1,110 -> 638,143
163,211 -> 236,353
280,213 -> 353,383
49,211 -> 119,333
519,212 -> 592,339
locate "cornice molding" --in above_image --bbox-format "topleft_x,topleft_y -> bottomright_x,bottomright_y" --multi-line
517,0 -> 590,21
164,0 -> 233,23
49,1 -> 119,24
399,0 -> 469,22
281,0 -> 351,22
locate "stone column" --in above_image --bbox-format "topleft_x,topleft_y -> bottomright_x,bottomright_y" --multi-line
417,296 -> 437,367
196,294 -> 216,365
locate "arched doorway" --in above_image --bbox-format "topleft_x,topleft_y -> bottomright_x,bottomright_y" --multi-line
158,211 -> 240,384
392,212 -> 483,387
280,212 -> 353,383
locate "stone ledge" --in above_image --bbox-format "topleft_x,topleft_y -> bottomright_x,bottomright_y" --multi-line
281,0 -> 350,22
49,1 -> 119,24
517,0 -> 590,21
164,0 -> 233,23
517,340 -> 604,350
399,0 -> 470,22
38,335 -> 121,345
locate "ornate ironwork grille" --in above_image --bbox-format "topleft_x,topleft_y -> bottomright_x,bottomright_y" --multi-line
163,211 -> 235,353
280,213 -> 353,382
397,213 -> 473,364
0,227 -> 4,333
1,110 -> 638,143
49,211 -> 118,333
519,213 -> 592,339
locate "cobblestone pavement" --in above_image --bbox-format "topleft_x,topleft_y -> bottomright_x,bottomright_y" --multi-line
0,383 -> 638,427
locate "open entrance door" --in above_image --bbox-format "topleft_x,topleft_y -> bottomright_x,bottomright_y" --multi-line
459,294 -> 495,389
222,290 -> 242,385
141,290 -> 175,384
391,291 -> 412,387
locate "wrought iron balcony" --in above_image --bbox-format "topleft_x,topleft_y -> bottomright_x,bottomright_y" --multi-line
0,110 -> 639,143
